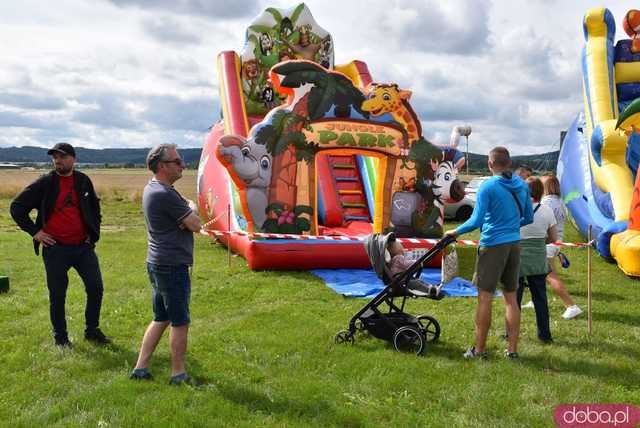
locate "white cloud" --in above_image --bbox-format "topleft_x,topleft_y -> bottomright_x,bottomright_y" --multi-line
105,0 -> 261,19
0,92 -> 66,110
384,0 -> 492,55
72,93 -> 140,130
141,94 -> 218,131
0,111 -> 50,129
141,16 -> 202,45
2,0 -> 640,155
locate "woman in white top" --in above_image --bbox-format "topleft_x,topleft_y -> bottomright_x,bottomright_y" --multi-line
517,177 -> 556,343
541,175 -> 582,320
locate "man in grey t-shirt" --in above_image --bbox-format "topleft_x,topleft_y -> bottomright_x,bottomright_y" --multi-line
130,143 -> 200,385
143,180 -> 194,266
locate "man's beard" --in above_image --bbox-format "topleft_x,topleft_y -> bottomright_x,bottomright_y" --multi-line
55,164 -> 72,175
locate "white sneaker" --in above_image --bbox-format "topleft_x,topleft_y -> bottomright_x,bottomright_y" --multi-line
522,300 -> 535,309
562,305 -> 583,320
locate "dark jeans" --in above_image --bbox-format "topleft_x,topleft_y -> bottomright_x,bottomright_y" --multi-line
517,274 -> 552,341
42,243 -> 103,337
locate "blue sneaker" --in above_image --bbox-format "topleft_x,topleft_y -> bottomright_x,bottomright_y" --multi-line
129,368 -> 152,380
169,373 -> 192,385
558,252 -> 570,269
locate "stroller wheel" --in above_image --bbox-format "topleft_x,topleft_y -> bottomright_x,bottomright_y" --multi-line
417,315 -> 441,342
393,326 -> 425,355
334,330 -> 354,345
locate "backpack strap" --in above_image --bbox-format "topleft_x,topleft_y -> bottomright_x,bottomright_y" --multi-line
533,203 -> 541,214
507,189 -> 523,218
501,171 -> 524,218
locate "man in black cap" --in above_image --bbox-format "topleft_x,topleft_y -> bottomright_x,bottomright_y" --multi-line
10,143 -> 110,347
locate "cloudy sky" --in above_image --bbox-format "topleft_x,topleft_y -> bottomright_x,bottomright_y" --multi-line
1,0 -> 638,155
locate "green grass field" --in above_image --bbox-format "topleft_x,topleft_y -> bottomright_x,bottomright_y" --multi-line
1,188 -> 639,427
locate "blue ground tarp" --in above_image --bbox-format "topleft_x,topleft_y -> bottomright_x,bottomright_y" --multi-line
311,268 -> 481,298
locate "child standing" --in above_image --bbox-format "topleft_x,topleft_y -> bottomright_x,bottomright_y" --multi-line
541,175 -> 582,320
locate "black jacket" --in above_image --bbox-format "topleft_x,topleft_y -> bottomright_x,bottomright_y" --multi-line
10,170 -> 102,254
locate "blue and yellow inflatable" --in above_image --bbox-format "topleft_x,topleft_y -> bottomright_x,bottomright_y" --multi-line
559,8 -> 640,277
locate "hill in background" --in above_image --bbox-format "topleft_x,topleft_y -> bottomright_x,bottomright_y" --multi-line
464,151 -> 559,174
0,146 -> 203,168
0,146 -> 559,173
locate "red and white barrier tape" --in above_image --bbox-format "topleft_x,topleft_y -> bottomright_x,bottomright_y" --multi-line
200,228 -> 593,248
202,211 -> 226,228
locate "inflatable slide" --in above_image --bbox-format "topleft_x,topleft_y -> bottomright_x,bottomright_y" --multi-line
559,7 -> 640,277
196,4 -> 466,269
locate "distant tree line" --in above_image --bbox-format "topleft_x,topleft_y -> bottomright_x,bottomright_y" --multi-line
0,146 -> 558,173
0,147 -> 203,169
463,151 -> 559,175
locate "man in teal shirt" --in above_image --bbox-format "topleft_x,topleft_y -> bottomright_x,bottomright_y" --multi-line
446,147 -> 533,359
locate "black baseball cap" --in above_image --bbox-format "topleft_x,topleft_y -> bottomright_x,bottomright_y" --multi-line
47,142 -> 76,157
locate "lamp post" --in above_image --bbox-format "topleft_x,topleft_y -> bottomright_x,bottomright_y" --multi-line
449,125 -> 472,175
453,125 -> 472,175
465,135 -> 469,176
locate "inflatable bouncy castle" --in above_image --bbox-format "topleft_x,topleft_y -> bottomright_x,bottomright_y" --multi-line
197,4 -> 466,269
559,8 -> 640,277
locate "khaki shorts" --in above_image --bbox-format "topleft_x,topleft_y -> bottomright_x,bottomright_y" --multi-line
473,241 -> 521,293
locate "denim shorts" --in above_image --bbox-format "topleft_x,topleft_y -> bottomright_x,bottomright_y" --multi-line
146,263 -> 191,326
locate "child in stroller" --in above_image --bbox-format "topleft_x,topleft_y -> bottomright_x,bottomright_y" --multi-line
334,232 -> 454,355
386,236 -> 444,300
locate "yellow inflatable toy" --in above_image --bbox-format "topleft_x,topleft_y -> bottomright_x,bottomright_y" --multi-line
559,8 -> 640,277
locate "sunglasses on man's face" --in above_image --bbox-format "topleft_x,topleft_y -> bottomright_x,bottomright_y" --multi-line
161,158 -> 184,166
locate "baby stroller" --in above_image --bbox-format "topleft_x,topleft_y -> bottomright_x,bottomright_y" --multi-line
334,232 -> 455,355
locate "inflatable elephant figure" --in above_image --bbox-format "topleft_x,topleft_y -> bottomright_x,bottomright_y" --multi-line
218,135 -> 272,229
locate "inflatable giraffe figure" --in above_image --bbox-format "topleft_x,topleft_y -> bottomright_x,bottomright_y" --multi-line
361,83 -> 422,144
362,83 -> 465,237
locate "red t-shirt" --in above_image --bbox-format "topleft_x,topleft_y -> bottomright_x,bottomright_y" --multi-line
43,175 -> 87,244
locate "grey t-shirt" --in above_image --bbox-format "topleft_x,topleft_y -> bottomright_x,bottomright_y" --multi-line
143,180 -> 194,266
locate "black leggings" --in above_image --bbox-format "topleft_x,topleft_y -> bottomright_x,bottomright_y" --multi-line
517,274 -> 551,341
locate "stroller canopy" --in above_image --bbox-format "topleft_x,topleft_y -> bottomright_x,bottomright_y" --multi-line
364,232 -> 396,283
